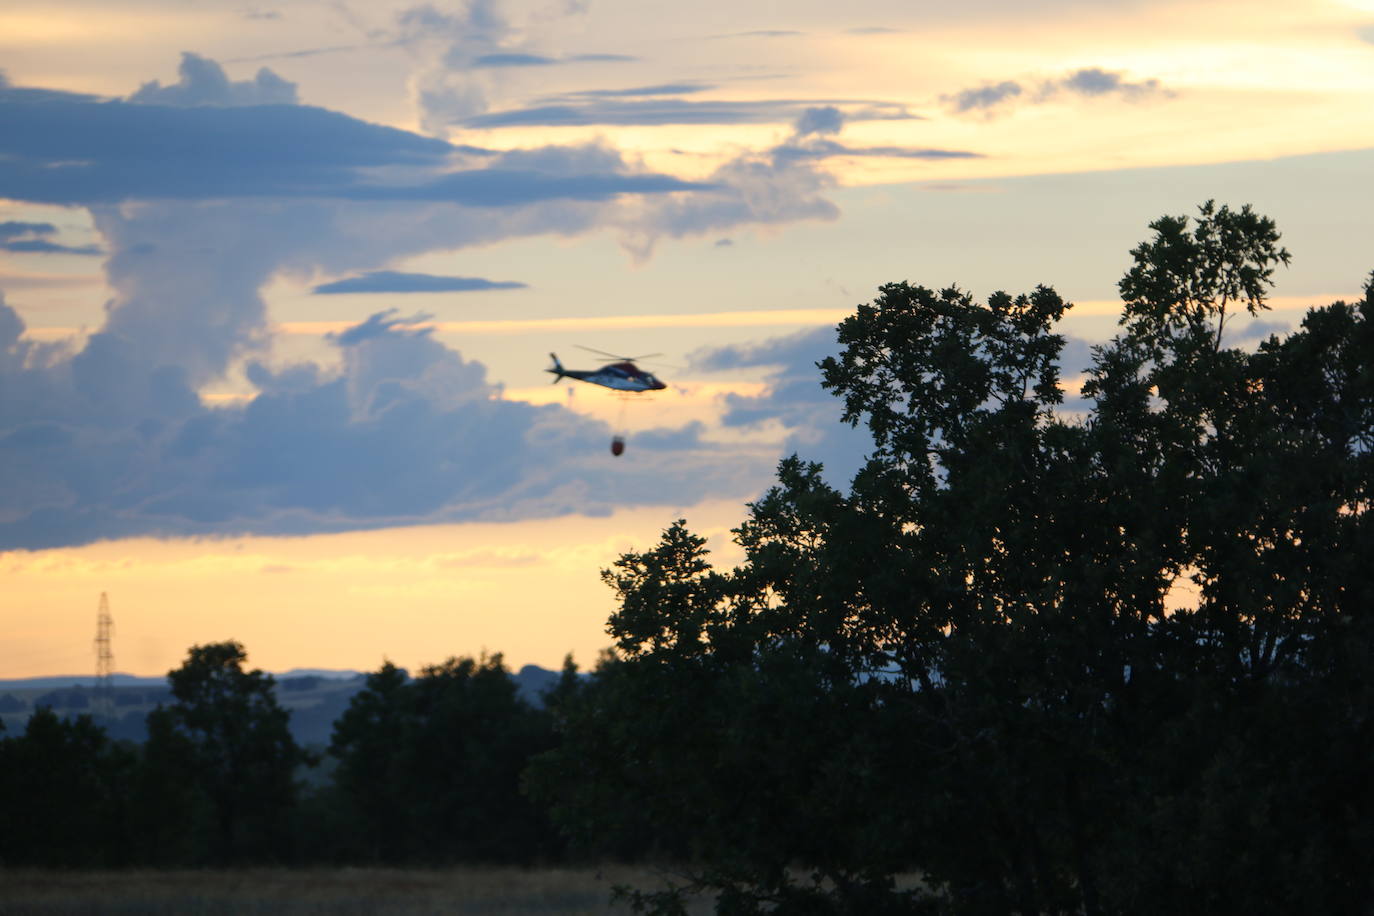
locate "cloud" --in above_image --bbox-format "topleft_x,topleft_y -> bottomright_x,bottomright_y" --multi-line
691,321 -> 1107,481
0,53 -> 890,549
0,221 -> 101,255
614,104 -> 961,256
775,139 -> 981,163
2,239 -> 102,256
946,68 -> 1165,116
399,0 -> 630,131
947,80 -> 1023,114
618,145 -> 839,258
1059,67 -> 1160,99
1359,24 -> 1374,44
776,107 -> 980,164
461,97 -> 917,129
555,83 -> 714,98
312,271 -> 527,294
690,326 -> 872,486
474,52 -> 558,67
712,30 -> 804,39
0,300 -> 771,549
0,86 -> 448,205
128,52 -> 299,106
226,44 -> 377,64
1231,318 -> 1289,343
794,106 -> 844,137
325,309 -> 437,346
1,58 -> 854,384
0,221 -> 55,241
469,51 -> 635,67
0,85 -> 711,206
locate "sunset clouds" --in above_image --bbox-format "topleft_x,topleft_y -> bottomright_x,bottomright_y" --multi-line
3,0 -> 1374,674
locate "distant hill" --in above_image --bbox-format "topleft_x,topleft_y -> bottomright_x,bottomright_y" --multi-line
0,663 -> 567,747
0,669 -> 364,691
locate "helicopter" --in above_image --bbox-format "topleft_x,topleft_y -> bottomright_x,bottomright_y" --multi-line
547,347 -> 668,455
546,347 -> 667,393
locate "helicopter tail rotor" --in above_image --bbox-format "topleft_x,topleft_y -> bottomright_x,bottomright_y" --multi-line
547,353 -> 566,383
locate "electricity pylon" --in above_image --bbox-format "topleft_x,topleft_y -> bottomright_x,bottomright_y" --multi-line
93,592 -> 114,722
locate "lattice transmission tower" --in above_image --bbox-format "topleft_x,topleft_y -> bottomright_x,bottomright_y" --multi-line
93,592 -> 114,721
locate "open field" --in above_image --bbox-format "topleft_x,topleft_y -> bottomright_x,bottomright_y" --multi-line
0,867 -> 715,915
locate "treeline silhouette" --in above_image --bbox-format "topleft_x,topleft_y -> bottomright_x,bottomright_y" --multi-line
0,644 -> 579,867
3,203 -> 1373,914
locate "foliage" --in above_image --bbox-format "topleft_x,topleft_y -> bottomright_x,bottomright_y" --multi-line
327,653 -> 560,863
142,640 -> 309,863
0,708 -> 137,866
532,203 -> 1374,914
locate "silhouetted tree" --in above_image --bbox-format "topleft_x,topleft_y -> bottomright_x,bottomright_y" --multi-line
142,640 -> 307,863
329,653 -> 560,863
532,203 -> 1374,914
0,708 -> 135,866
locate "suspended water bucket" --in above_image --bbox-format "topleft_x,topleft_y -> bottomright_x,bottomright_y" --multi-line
610,435 -> 626,456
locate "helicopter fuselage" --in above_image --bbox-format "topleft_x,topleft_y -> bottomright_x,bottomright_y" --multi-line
548,355 -> 666,392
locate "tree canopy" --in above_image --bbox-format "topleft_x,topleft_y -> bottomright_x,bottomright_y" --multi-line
142,640 -> 308,863
531,202 -> 1374,914
327,653 -> 559,863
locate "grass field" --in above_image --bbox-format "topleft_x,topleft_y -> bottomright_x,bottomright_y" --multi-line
0,866 -> 716,915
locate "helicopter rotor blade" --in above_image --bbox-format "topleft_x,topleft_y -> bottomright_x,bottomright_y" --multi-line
575,345 -> 629,360
574,345 -> 663,362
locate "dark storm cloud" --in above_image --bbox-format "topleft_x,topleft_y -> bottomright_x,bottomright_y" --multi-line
0,59 -> 848,389
312,270 -> 527,294
946,68 -> 1165,115
0,221 -> 56,240
0,221 -> 100,255
0,85 -> 708,206
0,57 -> 872,549
346,168 -> 710,206
0,301 -> 767,549
0,86 -> 445,204
2,238 -> 102,255
461,98 -> 917,129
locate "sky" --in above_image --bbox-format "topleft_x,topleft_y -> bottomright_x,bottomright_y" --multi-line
4,0 -> 1374,679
